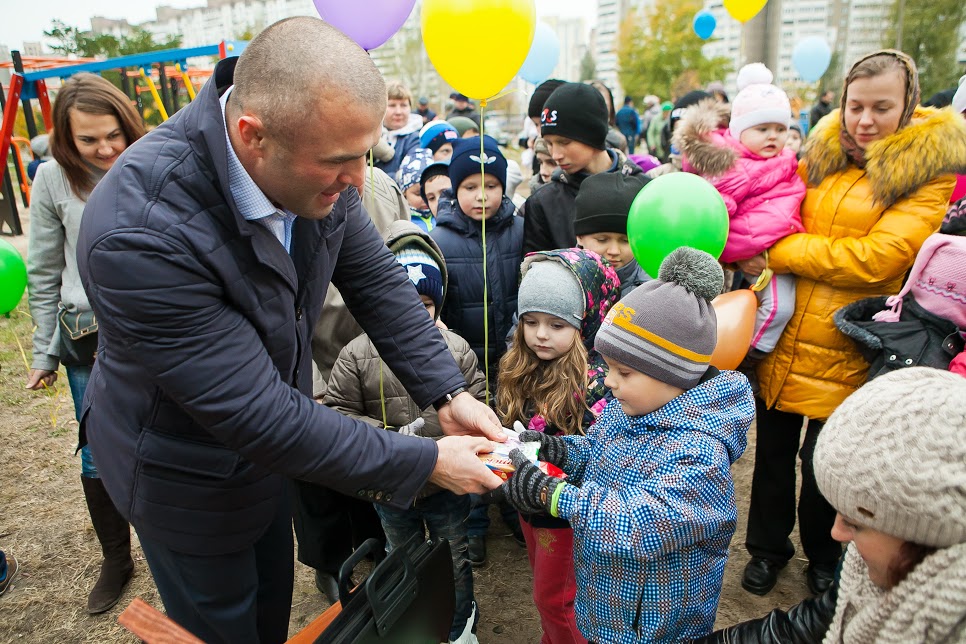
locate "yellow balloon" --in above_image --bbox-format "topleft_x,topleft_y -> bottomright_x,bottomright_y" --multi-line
723,0 -> 768,23
422,0 -> 536,100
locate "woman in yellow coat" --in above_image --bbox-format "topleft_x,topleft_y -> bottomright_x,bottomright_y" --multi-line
738,50 -> 966,598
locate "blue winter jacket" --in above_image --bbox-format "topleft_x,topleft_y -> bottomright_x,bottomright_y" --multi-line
431,191 -> 523,384
76,57 -> 466,556
556,369 -> 755,643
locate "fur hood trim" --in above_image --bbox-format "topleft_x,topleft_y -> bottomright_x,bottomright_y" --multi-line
672,99 -> 734,177
803,106 -> 966,207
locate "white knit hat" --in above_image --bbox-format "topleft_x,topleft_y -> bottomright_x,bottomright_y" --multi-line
815,368 -> 966,548
729,63 -> 792,139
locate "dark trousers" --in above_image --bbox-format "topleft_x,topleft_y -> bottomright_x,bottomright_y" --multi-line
292,480 -> 385,575
745,397 -> 842,565
138,494 -> 295,644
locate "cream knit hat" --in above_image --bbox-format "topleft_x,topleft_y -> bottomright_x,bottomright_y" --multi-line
815,367 -> 966,548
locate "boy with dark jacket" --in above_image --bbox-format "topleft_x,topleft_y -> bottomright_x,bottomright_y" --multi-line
523,82 -> 644,254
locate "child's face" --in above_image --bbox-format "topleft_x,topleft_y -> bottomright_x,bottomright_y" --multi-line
461,129 -> 480,138
522,312 -> 579,361
433,143 -> 454,161
602,356 -> 686,417
457,173 -> 503,220
404,183 -> 427,211
384,98 -> 411,131
785,129 -> 802,154
543,134 -> 598,174
419,294 -> 437,320
423,174 -> 451,216
576,232 -> 632,269
739,123 -> 789,159
536,152 -> 557,183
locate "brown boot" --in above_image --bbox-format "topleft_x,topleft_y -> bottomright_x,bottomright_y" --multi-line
81,476 -> 134,614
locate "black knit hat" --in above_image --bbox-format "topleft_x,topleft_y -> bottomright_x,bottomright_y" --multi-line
574,173 -> 649,236
669,90 -> 712,133
527,79 -> 566,118
541,83 -> 609,150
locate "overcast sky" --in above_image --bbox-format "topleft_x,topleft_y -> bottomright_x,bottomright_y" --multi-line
2,0 -> 597,52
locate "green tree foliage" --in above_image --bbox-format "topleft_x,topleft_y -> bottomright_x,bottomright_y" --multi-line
44,20 -> 182,59
579,50 -> 596,81
617,0 -> 732,101
883,0 -> 966,98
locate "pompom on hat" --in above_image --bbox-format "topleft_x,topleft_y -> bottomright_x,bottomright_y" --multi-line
595,247 -> 723,389
729,63 -> 792,139
815,367 -> 966,548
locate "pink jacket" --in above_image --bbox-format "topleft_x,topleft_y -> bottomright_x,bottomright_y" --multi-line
674,100 -> 806,263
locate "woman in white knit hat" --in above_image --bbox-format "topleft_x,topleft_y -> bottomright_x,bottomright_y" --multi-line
697,366 -> 966,643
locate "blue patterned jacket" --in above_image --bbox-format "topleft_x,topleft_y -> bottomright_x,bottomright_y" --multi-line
555,369 -> 754,643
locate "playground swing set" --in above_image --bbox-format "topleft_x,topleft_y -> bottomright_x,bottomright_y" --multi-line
0,40 -> 247,236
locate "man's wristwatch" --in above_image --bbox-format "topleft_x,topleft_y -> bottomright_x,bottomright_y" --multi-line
433,386 -> 467,411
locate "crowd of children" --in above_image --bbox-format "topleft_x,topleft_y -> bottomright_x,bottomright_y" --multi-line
329,58 -> 966,643
14,49 -> 966,644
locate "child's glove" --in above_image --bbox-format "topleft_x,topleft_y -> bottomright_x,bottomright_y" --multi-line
502,449 -> 567,517
396,417 -> 426,437
516,426 -> 568,468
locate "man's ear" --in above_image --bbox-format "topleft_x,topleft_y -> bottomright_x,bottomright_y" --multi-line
236,115 -> 266,153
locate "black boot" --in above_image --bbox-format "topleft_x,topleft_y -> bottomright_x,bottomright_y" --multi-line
81,476 -> 134,614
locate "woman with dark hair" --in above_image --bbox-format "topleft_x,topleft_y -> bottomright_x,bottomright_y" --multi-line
737,50 -> 966,597
26,72 -> 145,614
697,368 -> 966,643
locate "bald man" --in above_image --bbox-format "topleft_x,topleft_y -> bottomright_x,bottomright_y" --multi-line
77,18 -> 504,643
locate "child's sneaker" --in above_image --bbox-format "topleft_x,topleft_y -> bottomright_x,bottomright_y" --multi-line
0,553 -> 20,597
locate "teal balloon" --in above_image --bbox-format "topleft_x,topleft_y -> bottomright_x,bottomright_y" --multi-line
0,238 -> 27,315
519,22 -> 560,85
692,10 -> 716,40
792,37 -> 832,82
627,173 -> 729,277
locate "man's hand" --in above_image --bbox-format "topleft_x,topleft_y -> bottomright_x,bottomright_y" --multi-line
429,436 -> 503,494
502,449 -> 567,516
25,369 -> 57,391
438,392 -> 507,442
736,253 -> 768,278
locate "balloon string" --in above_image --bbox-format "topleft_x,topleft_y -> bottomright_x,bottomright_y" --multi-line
366,146 -> 387,429
479,102 -> 490,406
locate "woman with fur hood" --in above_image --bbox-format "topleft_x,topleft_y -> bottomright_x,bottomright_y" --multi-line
675,63 -> 806,363
738,50 -> 966,600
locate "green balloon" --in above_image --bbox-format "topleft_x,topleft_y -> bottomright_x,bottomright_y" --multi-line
627,172 -> 729,277
0,238 -> 27,315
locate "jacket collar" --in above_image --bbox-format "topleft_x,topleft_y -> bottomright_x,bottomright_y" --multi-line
803,106 -> 966,207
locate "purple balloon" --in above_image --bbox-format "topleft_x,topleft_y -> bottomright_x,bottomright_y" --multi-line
314,0 -> 417,51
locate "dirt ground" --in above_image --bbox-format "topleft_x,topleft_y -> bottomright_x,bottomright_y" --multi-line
0,202 -> 809,643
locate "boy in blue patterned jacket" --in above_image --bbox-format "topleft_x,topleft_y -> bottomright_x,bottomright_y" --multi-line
501,247 -> 755,643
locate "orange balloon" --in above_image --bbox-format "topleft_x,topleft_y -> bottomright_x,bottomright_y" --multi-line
710,289 -> 758,370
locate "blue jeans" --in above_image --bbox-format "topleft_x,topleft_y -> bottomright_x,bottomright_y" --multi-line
65,365 -> 97,478
0,550 -> 6,580
375,491 -> 476,641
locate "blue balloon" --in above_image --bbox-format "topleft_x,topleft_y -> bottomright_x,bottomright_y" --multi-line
792,36 -> 832,82
519,22 -> 560,85
692,10 -> 716,40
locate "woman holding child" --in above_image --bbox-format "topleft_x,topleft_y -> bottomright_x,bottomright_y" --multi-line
740,50 -> 966,596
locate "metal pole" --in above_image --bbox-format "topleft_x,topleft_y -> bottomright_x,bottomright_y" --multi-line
895,0 -> 905,50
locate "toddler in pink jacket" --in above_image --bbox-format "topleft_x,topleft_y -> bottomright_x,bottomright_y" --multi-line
675,63 -> 805,356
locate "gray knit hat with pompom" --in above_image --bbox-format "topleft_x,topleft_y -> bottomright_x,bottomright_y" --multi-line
595,247 -> 723,390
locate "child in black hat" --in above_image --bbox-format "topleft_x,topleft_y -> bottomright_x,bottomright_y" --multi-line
522,82 -> 646,254
574,172 -> 652,297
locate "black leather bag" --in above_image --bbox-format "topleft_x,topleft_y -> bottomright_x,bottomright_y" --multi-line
314,535 -> 455,644
57,309 -> 98,367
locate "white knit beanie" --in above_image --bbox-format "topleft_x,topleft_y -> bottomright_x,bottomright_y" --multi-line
729,63 -> 792,139
815,368 -> 966,548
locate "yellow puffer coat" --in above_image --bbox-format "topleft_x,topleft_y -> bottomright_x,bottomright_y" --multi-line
759,107 -> 966,420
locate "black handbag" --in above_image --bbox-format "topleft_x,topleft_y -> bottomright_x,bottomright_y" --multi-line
57,309 -> 99,367
314,535 -> 456,644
